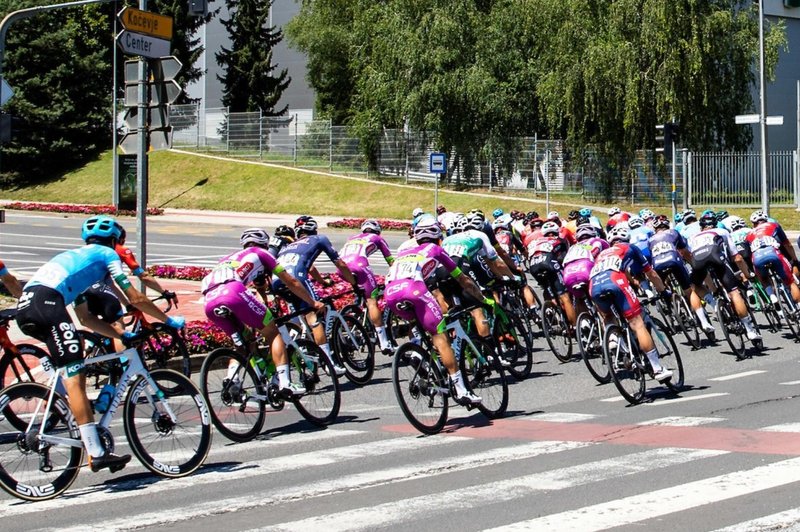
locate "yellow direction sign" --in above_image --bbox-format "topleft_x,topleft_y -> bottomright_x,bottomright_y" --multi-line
118,7 -> 173,41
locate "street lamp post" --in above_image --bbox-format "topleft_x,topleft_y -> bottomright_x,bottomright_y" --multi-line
758,0 -> 770,215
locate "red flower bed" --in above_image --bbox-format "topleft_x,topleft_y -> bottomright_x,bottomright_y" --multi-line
4,202 -> 164,216
147,264 -> 211,281
184,320 -> 231,353
327,218 -> 410,232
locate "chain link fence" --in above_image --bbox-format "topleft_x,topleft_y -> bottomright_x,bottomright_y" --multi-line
169,104 -> 798,208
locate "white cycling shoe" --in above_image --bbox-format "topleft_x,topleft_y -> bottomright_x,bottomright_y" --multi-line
653,368 -> 673,382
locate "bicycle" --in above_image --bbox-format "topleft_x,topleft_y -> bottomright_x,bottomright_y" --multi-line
0,309 -> 54,388
601,293 -> 684,404
708,269 -> 761,359
660,268 -> 705,350
538,282 -> 573,363
745,275 -> 782,334
762,261 -> 800,341
494,280 -> 535,379
392,303 -> 509,435
0,329 -> 212,501
199,306 -> 341,442
341,283 -> 397,356
572,284 -> 609,384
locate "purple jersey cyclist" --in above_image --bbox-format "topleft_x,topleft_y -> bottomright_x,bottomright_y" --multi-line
203,228 -> 324,398
385,217 -> 488,406
562,224 -> 608,298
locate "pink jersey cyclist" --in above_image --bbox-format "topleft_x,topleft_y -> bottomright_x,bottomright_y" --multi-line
562,227 -> 609,297
340,221 -> 394,298
202,245 -> 283,336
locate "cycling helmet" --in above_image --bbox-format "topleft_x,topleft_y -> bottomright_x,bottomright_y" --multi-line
653,215 -> 671,230
530,217 -> 544,229
750,210 -> 768,225
579,207 -> 592,218
541,221 -> 559,237
240,228 -> 270,247
627,216 -> 644,229
608,226 -> 630,244
469,209 -> 486,222
466,212 -> 484,231
510,209 -> 524,220
608,207 -> 621,216
716,210 -> 729,222
547,210 -> 559,220
575,224 -> 597,241
674,213 -> 682,223
82,215 -> 121,242
638,208 -> 655,221
492,208 -> 504,219
492,214 -> 512,231
412,207 -> 424,219
295,215 -> 318,235
682,209 -> 697,224
413,217 -> 443,242
567,210 -> 579,221
701,209 -> 715,218
730,216 -> 746,231
698,212 -> 717,228
114,222 -> 127,243
361,219 -> 382,234
453,215 -> 469,233
526,210 -> 539,220
436,204 -> 446,215
274,225 -> 294,238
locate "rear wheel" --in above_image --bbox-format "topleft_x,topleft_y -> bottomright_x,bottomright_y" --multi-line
649,317 -> 685,392
541,300 -> 573,362
717,299 -> 747,359
291,340 -> 341,426
775,275 -> 800,341
577,312 -> 609,384
673,293 -> 702,350
331,315 -> 375,385
460,336 -> 508,419
0,344 -> 54,388
497,315 -> 533,380
604,324 -> 646,404
392,343 -> 448,435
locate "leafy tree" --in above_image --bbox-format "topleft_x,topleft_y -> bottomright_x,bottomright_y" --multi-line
216,0 -> 289,114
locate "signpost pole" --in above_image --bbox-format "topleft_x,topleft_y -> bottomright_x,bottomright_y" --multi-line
112,3 -> 119,208
136,0 -> 148,284
758,0 -> 770,215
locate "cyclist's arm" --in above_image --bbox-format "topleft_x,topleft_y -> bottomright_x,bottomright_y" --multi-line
333,258 -> 357,286
74,301 -> 124,340
486,255 -> 514,278
377,237 -> 395,265
122,284 -> 170,323
308,266 -> 326,284
733,253 -> 752,279
0,269 -> 22,298
137,271 -> 176,302
275,268 -> 321,309
455,270 -> 485,302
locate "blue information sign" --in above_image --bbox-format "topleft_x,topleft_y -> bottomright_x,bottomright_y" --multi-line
429,152 -> 447,174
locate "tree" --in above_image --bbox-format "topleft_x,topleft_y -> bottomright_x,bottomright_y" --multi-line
216,0 -> 289,114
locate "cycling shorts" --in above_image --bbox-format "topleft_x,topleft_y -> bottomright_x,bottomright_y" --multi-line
347,258 -> 380,298
655,261 -> 691,291
15,285 -> 84,370
82,283 -> 123,323
590,273 -> 642,320
384,279 -> 445,335
203,281 -> 274,336
691,253 -> 740,292
529,258 -> 566,296
562,259 -> 593,298
752,247 -> 793,286
273,277 -> 317,313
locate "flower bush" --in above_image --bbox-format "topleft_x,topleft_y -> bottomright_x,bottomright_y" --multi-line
327,218 -> 410,232
147,265 -> 211,281
4,202 -> 164,216
184,320 -> 231,353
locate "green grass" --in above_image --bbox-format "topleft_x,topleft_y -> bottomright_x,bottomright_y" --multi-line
3,149 -> 800,227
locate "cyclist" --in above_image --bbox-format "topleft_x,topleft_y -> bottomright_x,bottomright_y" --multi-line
589,226 -> 673,381
564,210 -> 581,238
746,210 -> 800,310
562,224 -> 608,314
649,214 -> 715,336
688,212 -> 760,342
268,225 -> 296,258
492,208 -> 504,220
115,225 -> 178,303
546,212 -> 577,245
468,209 -> 523,275
717,210 -> 736,232
340,219 -> 396,354
437,205 -> 458,231
15,215 -> 185,473
509,209 -> 527,235
203,228 -> 324,397
384,218 -> 488,405
578,207 -> 605,237
0,258 -> 23,298
674,212 -> 685,233
528,221 -> 577,326
628,216 -> 655,264
639,208 -> 656,228
679,209 -> 702,241
271,215 -> 359,375
606,207 -> 631,232
729,217 -> 753,269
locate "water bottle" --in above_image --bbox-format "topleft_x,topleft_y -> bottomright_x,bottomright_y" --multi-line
746,288 -> 756,308
94,383 -> 116,413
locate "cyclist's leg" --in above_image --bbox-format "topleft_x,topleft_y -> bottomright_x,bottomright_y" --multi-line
359,265 -> 393,352
718,258 -> 759,338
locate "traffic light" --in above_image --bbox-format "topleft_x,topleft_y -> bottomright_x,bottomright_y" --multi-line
188,0 -> 207,16
785,0 -> 800,7
655,122 -> 679,161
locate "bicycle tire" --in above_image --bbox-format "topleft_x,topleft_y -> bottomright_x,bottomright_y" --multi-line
392,343 -> 448,434
498,314 -> 533,380
577,311 -> 610,384
291,339 -> 341,426
603,324 -> 646,404
672,293 -> 702,350
0,382 -> 83,501
717,299 -> 747,359
124,369 -> 212,478
460,336 -> 508,419
541,300 -> 573,362
139,323 -> 192,378
776,279 -> 800,341
384,308 -> 413,346
0,343 -> 54,388
199,347 -> 266,442
331,314 -> 375,385
754,283 -> 782,332
649,317 -> 685,392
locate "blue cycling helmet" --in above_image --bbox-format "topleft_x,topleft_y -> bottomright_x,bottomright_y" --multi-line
82,215 -> 121,242
674,213 -> 682,223
579,207 -> 592,217
492,208 -> 504,219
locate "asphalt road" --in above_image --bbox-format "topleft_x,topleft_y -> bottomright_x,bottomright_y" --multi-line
4,212 -> 800,530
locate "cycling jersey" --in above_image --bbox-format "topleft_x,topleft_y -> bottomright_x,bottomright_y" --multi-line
747,222 -> 793,285
731,228 -> 753,267
718,216 -> 737,233
589,243 -> 651,319
0,259 -> 8,277
202,247 -> 284,295
630,226 -> 655,261
272,234 -> 340,286
494,229 -> 526,265
340,232 -> 394,297
679,221 -> 702,242
385,242 -> 462,334
688,228 -> 740,291
437,211 -> 458,232
115,243 -> 144,276
528,235 -> 571,295
649,229 -> 690,289
562,238 -> 608,297
606,212 -> 631,231
442,230 -> 498,266
397,238 -> 419,253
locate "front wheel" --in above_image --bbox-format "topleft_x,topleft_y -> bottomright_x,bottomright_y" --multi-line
124,369 -> 212,477
0,343 -> 54,388
392,343 -> 448,435
648,317 -> 685,392
541,300 -> 573,362
497,315 -> 533,380
0,382 -> 83,501
673,294 -> 702,350
460,337 -> 508,419
199,347 -> 265,442
717,299 -> 747,359
331,315 -> 375,385
604,324 -> 646,404
291,340 -> 341,426
577,311 -> 609,384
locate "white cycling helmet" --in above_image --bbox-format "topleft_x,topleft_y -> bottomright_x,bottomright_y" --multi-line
608,207 -> 621,216
575,224 -> 597,242
361,219 -> 382,234
413,217 -> 443,242
411,207 -> 424,219
730,216 -> 746,231
466,212 -> 484,231
750,210 -> 768,225
492,213 -> 513,231
240,228 -> 270,247
541,221 -> 559,237
608,226 -> 630,244
627,216 -> 644,229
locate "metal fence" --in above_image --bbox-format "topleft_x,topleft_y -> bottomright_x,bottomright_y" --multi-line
168,104 -> 799,208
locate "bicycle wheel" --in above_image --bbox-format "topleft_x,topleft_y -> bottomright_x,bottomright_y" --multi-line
385,308 -> 413,346
649,317 -> 685,392
717,300 -> 747,359
0,343 -> 53,388
498,315 -> 533,380
603,324 -> 646,404
776,280 -> 800,341
140,324 -> 192,378
577,312 -> 609,384
392,343 -> 448,434
331,315 -> 375,385
460,336 -> 508,419
124,369 -> 212,478
199,347 -> 265,442
0,382 -> 82,501
541,300 -> 573,362
291,340 -> 341,425
672,294 -> 702,350
754,284 -> 782,333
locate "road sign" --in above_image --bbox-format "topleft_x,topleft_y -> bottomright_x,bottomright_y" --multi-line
119,127 -> 173,154
0,79 -> 13,106
766,116 -> 784,125
124,106 -> 169,130
118,7 -> 173,40
152,56 -> 182,81
116,30 -> 170,59
125,80 -> 181,106
735,114 -> 760,125
429,152 -> 447,174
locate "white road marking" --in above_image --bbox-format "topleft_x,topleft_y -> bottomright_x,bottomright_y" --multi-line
599,396 -> 627,402
645,392 -> 729,405
759,423 -> 800,433
524,412 -> 600,423
712,508 -> 800,531
709,370 -> 767,381
779,380 -> 800,385
638,416 -> 724,427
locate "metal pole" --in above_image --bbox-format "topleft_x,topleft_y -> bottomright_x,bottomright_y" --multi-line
671,139 -> 677,222
759,0 -> 770,215
135,0 -> 148,285
111,1 -> 119,208
682,148 -> 689,210
434,172 -> 439,215
545,149 -> 550,214
796,80 -> 800,211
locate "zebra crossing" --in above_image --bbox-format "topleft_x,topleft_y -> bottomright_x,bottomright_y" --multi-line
6,413 -> 800,531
